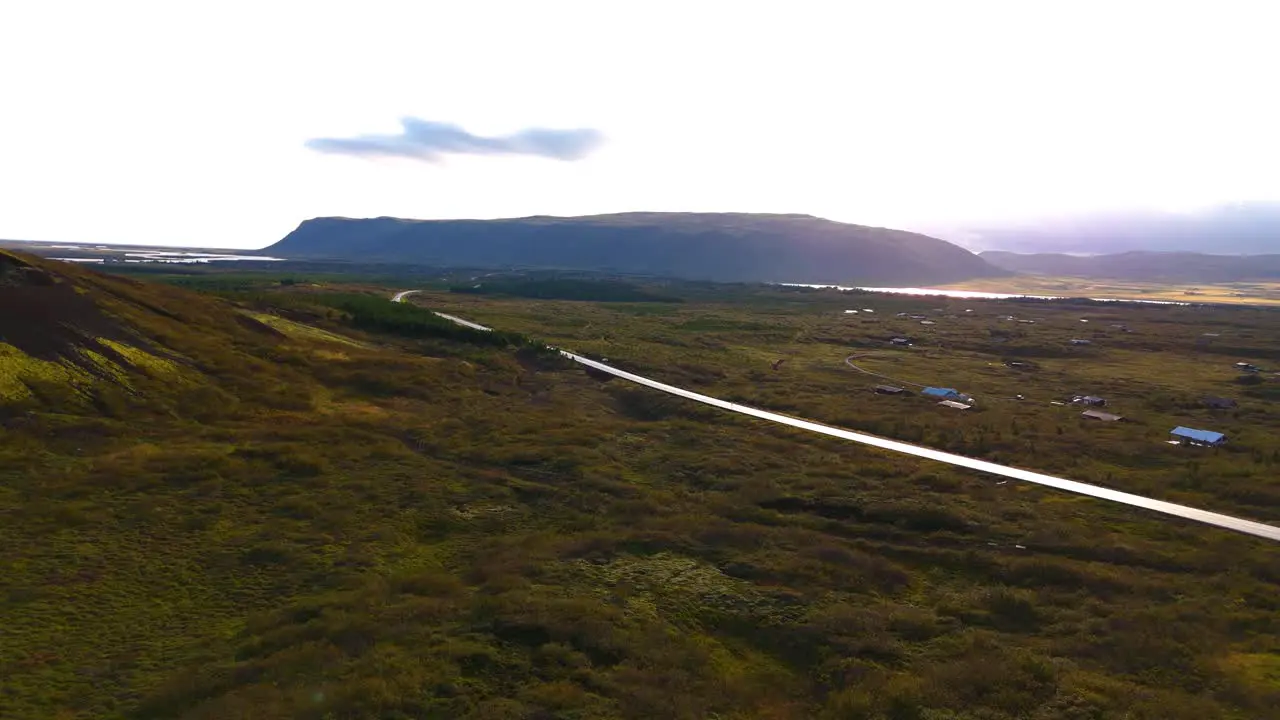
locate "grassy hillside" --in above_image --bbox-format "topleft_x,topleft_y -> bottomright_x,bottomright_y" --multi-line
265,212 -> 1005,286
4,255 -> 1280,719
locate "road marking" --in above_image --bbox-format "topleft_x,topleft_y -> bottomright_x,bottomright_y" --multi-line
391,291 -> 1280,543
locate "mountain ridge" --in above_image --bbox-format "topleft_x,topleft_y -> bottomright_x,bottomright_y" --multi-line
981,249 -> 1280,282
264,212 -> 1006,286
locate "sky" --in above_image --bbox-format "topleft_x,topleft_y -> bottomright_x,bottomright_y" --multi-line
1,1 -> 1277,249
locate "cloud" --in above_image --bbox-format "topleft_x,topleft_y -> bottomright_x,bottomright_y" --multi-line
305,117 -> 604,162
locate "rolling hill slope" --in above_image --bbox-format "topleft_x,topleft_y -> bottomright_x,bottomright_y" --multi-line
265,212 -> 1005,285
0,249 -> 297,413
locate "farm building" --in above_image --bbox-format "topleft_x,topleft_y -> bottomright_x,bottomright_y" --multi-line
922,387 -> 973,404
1081,410 -> 1123,422
938,400 -> 971,410
874,384 -> 906,395
1204,396 -> 1238,409
1170,426 -> 1227,447
1072,395 -> 1107,407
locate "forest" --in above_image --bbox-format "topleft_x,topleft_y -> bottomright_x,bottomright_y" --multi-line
3,258 -> 1280,719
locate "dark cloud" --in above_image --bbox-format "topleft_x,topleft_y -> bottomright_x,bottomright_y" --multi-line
305,117 -> 604,162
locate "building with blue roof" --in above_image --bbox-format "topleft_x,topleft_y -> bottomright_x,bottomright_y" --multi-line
1170,426 -> 1227,447
922,387 -> 960,399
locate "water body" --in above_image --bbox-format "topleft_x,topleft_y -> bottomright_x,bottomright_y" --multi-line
52,253 -> 284,264
781,283 -> 1190,306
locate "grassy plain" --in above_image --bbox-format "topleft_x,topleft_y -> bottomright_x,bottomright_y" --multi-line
4,262 -> 1280,719
938,275 -> 1280,306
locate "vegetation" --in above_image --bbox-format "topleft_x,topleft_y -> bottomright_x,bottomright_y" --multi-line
450,278 -> 683,303
4,254 -> 1280,719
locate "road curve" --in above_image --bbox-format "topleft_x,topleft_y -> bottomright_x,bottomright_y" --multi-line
391,291 -> 1280,543
844,354 -> 927,389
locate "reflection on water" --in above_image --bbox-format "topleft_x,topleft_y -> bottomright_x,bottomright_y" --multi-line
780,283 -> 1189,306
52,252 -> 284,265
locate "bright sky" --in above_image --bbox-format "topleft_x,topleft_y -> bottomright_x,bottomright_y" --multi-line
2,1 -> 1277,248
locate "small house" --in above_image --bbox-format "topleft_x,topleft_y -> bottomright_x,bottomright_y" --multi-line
1235,362 -> 1259,372
938,400 -> 971,410
874,384 -> 906,395
1204,396 -> 1238,409
1005,361 -> 1032,369
1070,339 -> 1092,346
926,384 -> 962,399
1072,395 -> 1107,407
890,337 -> 911,346
1081,409 -> 1123,422
1170,426 -> 1227,447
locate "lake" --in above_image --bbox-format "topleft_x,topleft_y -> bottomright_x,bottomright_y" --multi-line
780,283 -> 1190,306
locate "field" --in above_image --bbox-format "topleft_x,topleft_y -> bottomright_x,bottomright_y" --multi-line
5,263 -> 1280,719
939,275 -> 1280,306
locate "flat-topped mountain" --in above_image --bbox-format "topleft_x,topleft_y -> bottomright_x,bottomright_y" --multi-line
265,212 -> 1005,285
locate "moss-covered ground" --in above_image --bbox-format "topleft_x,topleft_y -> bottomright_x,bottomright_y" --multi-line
4,263 -> 1280,719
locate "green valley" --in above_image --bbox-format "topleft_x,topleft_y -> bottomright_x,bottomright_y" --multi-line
4,253 -> 1280,719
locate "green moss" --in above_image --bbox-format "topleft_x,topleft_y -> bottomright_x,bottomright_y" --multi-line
98,338 -> 185,379
78,348 -> 135,389
245,311 -> 370,348
0,342 -> 94,402
1224,652 -> 1280,689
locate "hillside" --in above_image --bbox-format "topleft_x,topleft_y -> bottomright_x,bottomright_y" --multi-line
264,212 -> 1005,285
6,256 -> 1280,719
982,250 -> 1280,282
0,249 -> 297,413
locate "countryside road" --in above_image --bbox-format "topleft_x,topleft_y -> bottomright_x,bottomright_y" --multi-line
392,290 -> 1280,543
844,354 -> 927,389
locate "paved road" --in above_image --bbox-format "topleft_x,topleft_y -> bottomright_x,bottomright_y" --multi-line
844,354 -> 928,388
390,291 -> 1280,543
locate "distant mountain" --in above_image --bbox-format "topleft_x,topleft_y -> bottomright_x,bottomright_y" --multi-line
962,202 -> 1280,255
265,212 -> 1005,286
981,250 -> 1280,282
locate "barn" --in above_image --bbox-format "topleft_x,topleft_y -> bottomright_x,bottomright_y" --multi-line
1170,426 -> 1227,447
